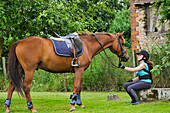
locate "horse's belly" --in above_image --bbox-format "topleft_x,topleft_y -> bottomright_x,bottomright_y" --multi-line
40,56 -> 73,73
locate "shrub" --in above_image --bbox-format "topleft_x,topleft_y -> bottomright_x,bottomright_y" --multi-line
149,37 -> 170,88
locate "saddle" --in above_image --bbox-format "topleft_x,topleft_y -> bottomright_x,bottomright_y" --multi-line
51,32 -> 83,67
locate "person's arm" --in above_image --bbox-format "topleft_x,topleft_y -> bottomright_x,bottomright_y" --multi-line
124,64 -> 145,72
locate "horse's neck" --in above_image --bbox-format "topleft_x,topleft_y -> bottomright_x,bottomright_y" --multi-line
81,35 -> 113,58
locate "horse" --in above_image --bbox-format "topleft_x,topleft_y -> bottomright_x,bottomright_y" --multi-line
4,31 -> 129,112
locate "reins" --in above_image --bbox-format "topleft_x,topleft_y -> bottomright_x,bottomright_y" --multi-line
80,33 -> 126,68
92,34 -> 119,68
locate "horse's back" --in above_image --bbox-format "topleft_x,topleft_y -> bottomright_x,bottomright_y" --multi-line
15,37 -> 53,70
15,36 -> 75,72
16,36 -> 51,57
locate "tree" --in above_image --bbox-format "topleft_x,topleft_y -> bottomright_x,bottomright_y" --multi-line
0,0 -> 129,57
0,1 -> 5,57
108,6 -> 131,48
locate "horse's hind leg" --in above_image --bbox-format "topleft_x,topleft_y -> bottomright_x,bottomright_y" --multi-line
4,81 -> 15,113
23,70 -> 37,112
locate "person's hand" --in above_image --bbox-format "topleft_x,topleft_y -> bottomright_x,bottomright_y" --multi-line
119,62 -> 125,69
127,79 -> 133,82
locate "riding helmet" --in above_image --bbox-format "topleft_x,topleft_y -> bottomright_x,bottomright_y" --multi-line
136,50 -> 149,61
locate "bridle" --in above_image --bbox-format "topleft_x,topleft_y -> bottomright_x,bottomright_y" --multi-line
92,33 -> 127,68
115,34 -> 127,60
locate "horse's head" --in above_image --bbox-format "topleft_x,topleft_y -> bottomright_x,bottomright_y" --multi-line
109,31 -> 129,62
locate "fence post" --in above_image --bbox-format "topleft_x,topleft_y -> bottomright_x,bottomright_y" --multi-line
2,57 -> 7,84
132,50 -> 137,77
64,73 -> 67,92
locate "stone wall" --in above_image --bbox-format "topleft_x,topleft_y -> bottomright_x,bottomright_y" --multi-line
135,5 -> 146,50
139,32 -> 168,50
130,0 -> 169,52
136,88 -> 170,101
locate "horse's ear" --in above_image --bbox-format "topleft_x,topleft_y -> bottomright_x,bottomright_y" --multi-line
117,31 -> 124,37
120,31 -> 124,36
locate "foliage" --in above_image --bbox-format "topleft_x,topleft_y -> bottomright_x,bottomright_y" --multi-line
148,0 -> 170,87
0,92 -> 170,113
151,0 -> 170,37
0,0 -> 130,56
31,71 -> 74,92
149,38 -> 170,88
108,6 -> 131,48
152,0 -> 170,24
0,47 -> 133,92
150,39 -> 170,75
30,49 -> 133,92
0,0 -> 133,91
82,49 -> 133,92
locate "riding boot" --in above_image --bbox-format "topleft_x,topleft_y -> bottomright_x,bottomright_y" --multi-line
126,90 -> 135,103
129,89 -> 141,105
130,95 -> 136,103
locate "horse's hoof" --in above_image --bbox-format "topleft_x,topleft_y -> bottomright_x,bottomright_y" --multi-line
30,108 -> 37,113
4,105 -> 11,113
32,110 -> 37,113
5,110 -> 11,113
79,104 -> 85,108
69,109 -> 76,112
81,106 -> 85,109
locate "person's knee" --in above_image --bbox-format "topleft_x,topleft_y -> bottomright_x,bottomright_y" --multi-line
123,83 -> 128,90
127,86 -> 132,92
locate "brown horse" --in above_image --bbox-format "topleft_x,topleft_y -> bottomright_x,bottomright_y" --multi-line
5,32 -> 129,112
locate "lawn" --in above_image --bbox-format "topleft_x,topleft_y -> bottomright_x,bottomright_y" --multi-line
0,92 -> 169,113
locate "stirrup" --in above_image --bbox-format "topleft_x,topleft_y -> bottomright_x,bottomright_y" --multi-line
71,58 -> 79,67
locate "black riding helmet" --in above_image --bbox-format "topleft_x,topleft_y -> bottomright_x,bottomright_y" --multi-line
136,50 -> 149,61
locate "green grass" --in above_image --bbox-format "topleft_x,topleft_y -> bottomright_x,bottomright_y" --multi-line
0,92 -> 169,113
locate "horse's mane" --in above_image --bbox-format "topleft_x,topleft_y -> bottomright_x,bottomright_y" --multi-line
95,32 -> 125,43
78,31 -> 125,43
78,31 -> 91,35
78,31 -> 110,36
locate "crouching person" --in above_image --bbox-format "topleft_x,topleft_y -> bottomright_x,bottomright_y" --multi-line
119,50 -> 154,105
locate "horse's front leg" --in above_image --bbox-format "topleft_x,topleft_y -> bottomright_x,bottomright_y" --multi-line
4,81 -> 15,113
70,68 -> 85,112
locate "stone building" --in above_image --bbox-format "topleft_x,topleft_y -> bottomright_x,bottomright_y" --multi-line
130,0 -> 169,52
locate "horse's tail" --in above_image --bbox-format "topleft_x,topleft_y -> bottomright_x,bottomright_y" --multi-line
8,41 -> 24,97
